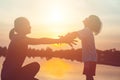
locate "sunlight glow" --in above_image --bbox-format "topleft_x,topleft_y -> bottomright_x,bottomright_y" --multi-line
43,4 -> 66,24
51,43 -> 68,50
50,8 -> 64,23
29,1 -> 83,50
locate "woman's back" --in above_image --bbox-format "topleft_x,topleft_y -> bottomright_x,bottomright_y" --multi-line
4,35 -> 28,70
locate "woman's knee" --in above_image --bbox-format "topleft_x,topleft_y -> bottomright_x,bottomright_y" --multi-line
32,62 -> 40,71
34,62 -> 40,70
22,62 -> 40,73
21,62 -> 40,77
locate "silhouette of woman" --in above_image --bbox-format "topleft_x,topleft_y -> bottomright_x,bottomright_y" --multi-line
1,17 -> 72,80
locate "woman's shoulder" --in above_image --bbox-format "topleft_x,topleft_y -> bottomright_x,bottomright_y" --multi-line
10,35 -> 27,41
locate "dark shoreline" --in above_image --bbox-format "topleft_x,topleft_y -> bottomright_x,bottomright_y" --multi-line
0,46 -> 120,67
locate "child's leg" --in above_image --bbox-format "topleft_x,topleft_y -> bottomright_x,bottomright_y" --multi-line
83,62 -> 96,80
86,75 -> 94,80
19,62 -> 40,80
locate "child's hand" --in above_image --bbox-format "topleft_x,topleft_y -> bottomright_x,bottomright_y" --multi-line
59,33 -> 77,47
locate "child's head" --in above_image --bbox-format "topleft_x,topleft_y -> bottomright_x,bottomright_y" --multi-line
83,15 -> 102,35
14,17 -> 31,35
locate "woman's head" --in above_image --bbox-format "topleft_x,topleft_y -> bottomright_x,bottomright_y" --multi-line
14,17 -> 31,35
83,15 -> 102,35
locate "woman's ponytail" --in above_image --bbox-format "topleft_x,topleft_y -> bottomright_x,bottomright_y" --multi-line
9,28 -> 15,40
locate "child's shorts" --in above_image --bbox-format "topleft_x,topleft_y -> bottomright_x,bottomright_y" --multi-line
83,61 -> 96,76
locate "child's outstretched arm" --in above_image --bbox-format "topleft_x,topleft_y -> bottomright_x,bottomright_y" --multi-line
67,32 -> 78,40
62,32 -> 78,42
59,31 -> 78,47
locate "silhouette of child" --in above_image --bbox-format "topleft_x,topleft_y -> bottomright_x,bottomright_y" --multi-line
62,15 -> 102,80
1,17 -> 72,80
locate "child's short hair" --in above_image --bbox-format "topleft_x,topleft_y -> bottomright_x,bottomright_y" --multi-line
88,15 -> 102,35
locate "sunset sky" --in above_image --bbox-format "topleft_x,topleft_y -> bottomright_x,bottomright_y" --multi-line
0,0 -> 120,50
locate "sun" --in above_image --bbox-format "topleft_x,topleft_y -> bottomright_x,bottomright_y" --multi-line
41,58 -> 71,77
44,5 -> 66,24
50,8 -> 64,23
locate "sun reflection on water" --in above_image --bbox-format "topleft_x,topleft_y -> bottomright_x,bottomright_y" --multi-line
40,58 -> 71,77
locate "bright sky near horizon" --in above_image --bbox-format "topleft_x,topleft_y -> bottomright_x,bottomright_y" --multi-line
0,0 -> 120,50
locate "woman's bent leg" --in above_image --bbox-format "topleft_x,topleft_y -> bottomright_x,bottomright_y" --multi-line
19,62 -> 40,80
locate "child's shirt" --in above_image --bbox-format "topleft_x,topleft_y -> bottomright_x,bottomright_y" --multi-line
77,27 -> 97,62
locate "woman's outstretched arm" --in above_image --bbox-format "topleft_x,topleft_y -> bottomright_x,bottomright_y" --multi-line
26,37 -> 63,45
26,31 -> 79,45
